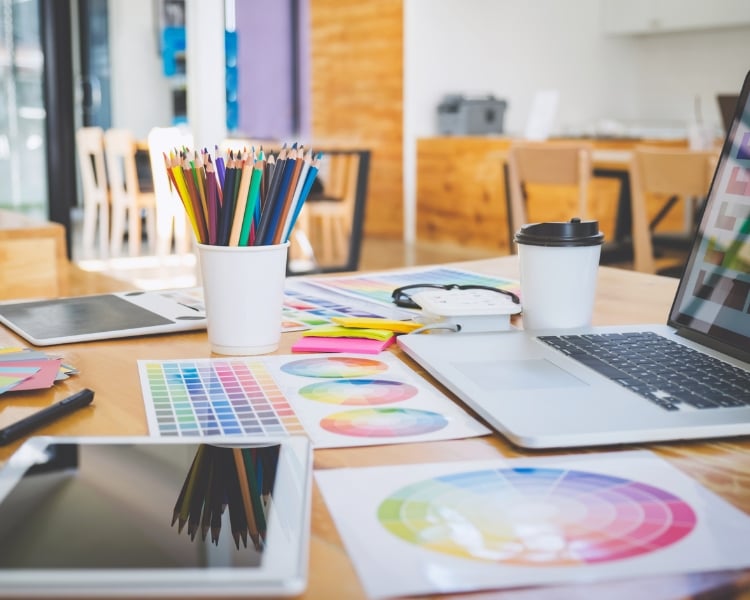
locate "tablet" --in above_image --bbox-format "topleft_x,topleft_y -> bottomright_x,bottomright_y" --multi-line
0,289 -> 207,346
0,435 -> 313,597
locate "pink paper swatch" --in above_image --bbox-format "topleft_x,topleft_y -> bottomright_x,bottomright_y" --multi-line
292,335 -> 395,355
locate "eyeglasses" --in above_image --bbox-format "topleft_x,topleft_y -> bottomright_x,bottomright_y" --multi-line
391,283 -> 521,309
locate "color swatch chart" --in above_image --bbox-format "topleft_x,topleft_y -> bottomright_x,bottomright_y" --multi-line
306,266 -> 521,308
281,286 -> 396,331
138,354 -> 489,449
140,359 -> 306,438
175,286 -> 395,333
315,450 -> 750,598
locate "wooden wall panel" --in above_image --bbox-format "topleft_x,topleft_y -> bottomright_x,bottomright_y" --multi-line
309,0 -> 403,238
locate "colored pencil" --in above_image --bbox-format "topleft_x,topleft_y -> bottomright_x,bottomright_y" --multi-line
239,155 -> 265,246
285,152 -> 321,243
228,151 -> 254,246
163,142 -> 319,247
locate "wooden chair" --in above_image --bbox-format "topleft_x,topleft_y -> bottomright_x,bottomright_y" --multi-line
75,127 -> 109,258
295,149 -> 370,273
506,141 -> 593,251
629,146 -> 719,274
147,126 -> 194,256
104,128 -> 157,257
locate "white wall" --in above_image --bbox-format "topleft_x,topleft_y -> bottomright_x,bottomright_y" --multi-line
108,0 -> 173,139
403,0 -> 750,241
630,26 -> 750,129
407,0 -> 749,138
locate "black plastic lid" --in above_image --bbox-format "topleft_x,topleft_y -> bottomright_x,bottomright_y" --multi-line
514,218 -> 604,247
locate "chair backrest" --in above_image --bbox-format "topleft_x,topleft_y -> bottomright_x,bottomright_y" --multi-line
506,141 -> 593,245
316,151 -> 361,212
629,145 -> 719,273
76,127 -> 108,205
103,128 -> 140,204
290,148 -> 371,275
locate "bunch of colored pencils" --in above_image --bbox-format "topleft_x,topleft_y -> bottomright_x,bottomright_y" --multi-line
164,142 -> 321,246
171,443 -> 280,551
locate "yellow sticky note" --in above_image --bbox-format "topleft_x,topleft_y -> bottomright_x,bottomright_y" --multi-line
329,317 -> 423,334
301,325 -> 395,342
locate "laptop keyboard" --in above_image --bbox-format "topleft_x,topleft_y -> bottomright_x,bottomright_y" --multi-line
538,332 -> 750,411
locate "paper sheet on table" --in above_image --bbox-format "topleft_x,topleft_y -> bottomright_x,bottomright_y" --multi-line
316,449 -> 750,598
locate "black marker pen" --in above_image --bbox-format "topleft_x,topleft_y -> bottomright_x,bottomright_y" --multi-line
0,388 -> 94,445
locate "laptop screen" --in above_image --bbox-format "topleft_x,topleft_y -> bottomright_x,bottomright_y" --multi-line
668,71 -> 750,360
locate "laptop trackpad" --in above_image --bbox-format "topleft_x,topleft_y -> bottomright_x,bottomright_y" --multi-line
454,359 -> 586,391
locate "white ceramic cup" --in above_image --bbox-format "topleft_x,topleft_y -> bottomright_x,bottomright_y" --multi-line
515,219 -> 604,331
197,242 -> 289,355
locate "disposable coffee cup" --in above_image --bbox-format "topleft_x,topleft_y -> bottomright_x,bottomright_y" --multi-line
514,218 -> 604,330
197,242 -> 289,355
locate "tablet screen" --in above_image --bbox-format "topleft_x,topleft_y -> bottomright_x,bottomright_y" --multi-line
0,437 -> 312,596
0,295 -> 172,339
0,290 -> 207,346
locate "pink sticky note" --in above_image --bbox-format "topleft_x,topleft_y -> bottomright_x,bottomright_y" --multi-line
1,358 -> 63,391
292,335 -> 395,354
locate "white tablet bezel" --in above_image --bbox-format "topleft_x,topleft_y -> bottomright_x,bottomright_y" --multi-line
0,289 -> 207,346
0,435 -> 313,597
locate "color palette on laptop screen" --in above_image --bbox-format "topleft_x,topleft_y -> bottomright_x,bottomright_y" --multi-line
321,407 -> 449,437
378,467 -> 696,565
143,360 -> 306,437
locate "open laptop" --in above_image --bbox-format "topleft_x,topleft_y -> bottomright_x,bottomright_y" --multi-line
399,70 -> 750,449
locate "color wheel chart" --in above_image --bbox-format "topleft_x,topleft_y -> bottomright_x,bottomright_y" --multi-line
315,451 -> 750,598
138,354 -> 489,448
378,468 -> 696,565
305,266 -> 521,308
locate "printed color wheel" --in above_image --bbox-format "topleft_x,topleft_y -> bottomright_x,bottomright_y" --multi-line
378,467 -> 696,565
298,379 -> 419,405
281,356 -> 388,378
320,407 -> 448,437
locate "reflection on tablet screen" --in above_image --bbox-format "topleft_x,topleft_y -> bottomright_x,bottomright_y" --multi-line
0,442 -> 281,569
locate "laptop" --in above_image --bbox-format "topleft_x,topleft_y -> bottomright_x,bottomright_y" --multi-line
399,70 -> 750,449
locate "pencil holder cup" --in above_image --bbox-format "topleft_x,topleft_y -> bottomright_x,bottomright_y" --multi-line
197,242 -> 289,355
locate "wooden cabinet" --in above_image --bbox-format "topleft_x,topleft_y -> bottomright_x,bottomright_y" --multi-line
0,209 -> 67,300
416,137 -> 689,254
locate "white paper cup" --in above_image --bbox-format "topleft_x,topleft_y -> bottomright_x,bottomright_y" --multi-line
515,219 -> 604,331
197,242 -> 289,355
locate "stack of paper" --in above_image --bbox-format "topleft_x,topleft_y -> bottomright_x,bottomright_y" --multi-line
292,317 -> 423,354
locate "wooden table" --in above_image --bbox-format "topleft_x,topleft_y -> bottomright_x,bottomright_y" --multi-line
0,258 -> 748,599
